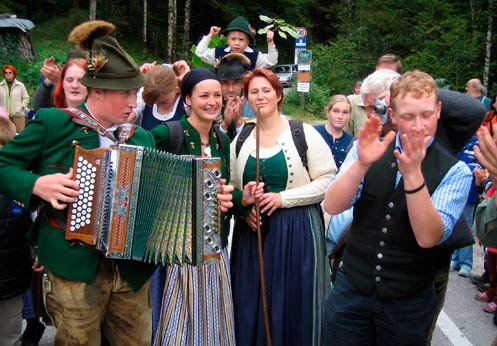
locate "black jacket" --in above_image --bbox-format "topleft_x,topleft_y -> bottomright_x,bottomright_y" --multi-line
0,195 -> 33,300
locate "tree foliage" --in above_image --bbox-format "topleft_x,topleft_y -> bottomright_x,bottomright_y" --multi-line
3,0 -> 497,115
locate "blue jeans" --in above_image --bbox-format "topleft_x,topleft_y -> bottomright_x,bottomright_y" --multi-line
451,204 -> 475,269
323,270 -> 436,346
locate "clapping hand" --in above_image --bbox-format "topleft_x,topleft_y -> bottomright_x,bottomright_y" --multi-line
357,116 -> 395,167
475,125 -> 497,182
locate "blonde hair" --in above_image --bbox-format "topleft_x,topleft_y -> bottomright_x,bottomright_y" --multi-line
390,70 -> 438,109
142,65 -> 178,105
326,94 -> 351,113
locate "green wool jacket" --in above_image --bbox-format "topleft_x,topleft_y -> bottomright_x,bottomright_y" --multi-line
0,105 -> 156,291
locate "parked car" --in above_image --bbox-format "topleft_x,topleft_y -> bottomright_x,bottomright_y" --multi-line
272,64 -> 297,87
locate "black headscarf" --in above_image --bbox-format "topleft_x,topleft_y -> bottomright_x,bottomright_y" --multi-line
180,68 -> 220,99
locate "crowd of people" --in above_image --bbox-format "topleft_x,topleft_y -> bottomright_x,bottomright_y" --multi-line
0,16 -> 497,346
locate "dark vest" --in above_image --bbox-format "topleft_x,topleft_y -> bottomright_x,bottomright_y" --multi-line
0,195 -> 33,299
141,98 -> 185,131
343,140 -> 457,300
214,46 -> 259,70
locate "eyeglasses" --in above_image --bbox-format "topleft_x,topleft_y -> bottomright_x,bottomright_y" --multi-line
4,71 -> 13,75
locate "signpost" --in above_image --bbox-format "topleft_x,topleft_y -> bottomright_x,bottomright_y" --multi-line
294,27 -> 311,110
297,49 -> 312,94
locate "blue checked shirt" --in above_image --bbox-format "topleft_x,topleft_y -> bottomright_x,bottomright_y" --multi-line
335,134 -> 472,244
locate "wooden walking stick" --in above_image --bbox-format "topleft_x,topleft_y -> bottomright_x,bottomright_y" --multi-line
255,106 -> 272,345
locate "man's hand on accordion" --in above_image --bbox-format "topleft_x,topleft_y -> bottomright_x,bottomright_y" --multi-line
33,168 -> 80,210
218,179 -> 234,212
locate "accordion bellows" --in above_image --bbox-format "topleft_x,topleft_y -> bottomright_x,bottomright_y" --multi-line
65,144 -> 222,266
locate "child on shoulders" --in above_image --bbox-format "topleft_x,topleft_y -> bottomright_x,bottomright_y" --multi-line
195,16 -> 278,70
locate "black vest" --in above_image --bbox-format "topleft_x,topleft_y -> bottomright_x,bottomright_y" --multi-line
343,140 -> 457,300
214,46 -> 259,70
0,195 -> 33,299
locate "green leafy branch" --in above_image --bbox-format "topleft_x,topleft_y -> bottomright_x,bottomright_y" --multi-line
257,15 -> 299,40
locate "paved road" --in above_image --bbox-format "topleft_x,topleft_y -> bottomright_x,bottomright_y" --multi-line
36,231 -> 496,345
432,245 -> 497,346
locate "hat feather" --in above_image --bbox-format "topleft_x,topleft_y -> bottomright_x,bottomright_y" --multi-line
68,20 -> 116,50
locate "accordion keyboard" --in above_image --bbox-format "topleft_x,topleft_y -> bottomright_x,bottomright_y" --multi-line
69,156 -> 97,232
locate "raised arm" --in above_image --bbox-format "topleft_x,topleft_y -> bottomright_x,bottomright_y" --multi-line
324,116 -> 395,215
194,26 -> 221,66
394,128 -> 442,247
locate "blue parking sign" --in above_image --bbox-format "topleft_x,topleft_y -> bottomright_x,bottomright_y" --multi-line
295,38 -> 307,48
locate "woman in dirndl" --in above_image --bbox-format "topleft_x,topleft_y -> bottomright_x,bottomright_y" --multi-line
229,68 -> 336,346
150,68 -> 260,345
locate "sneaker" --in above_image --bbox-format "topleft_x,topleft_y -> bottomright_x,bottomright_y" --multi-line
458,266 -> 472,277
449,261 -> 459,271
484,301 -> 497,314
475,291 -> 493,302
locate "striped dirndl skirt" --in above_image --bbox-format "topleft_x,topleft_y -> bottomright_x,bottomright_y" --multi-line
153,248 -> 235,346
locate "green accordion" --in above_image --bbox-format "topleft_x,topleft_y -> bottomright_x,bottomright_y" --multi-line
65,144 -> 222,266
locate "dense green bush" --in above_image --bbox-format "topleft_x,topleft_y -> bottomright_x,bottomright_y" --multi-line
283,84 -> 330,120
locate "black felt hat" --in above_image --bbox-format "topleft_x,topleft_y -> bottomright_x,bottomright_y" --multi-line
215,53 -> 251,81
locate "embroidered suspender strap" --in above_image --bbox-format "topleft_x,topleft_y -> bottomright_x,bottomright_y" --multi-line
63,107 -> 119,143
116,123 -> 135,143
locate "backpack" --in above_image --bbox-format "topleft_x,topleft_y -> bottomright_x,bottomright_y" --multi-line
235,120 -> 308,172
164,121 -> 228,155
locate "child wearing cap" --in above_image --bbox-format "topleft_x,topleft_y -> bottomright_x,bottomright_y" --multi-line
195,16 -> 278,70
